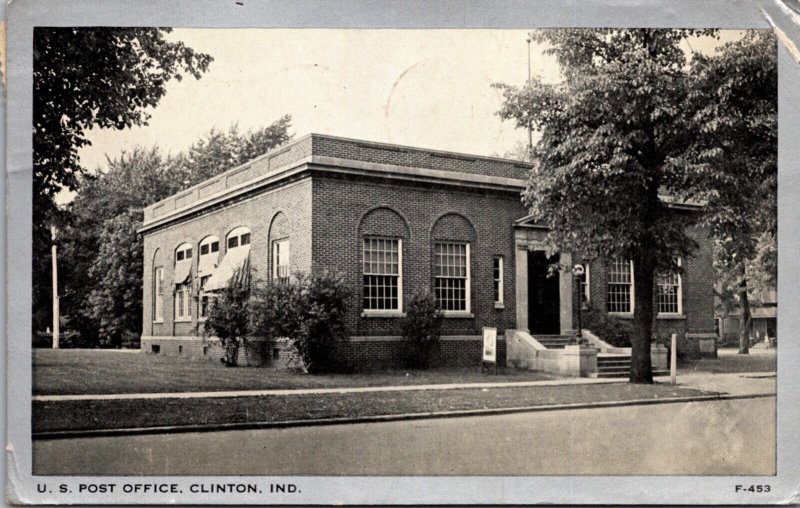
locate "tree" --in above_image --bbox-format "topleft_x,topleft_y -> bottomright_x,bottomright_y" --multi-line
495,29 -> 717,383
33,28 -> 213,332
172,118 -> 292,186
677,31 -> 777,354
85,210 -> 145,347
400,290 -> 444,369
203,274 -> 252,367
250,272 -> 352,373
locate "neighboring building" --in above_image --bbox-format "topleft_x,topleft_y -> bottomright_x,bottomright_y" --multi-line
716,289 -> 777,345
138,134 -> 716,368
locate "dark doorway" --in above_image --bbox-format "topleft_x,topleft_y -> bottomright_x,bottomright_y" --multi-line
528,251 -> 561,334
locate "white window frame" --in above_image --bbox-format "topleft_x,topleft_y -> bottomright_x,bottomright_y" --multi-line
174,282 -> 192,322
272,239 -> 291,283
493,256 -> 504,308
434,242 -> 471,316
153,266 -> 164,322
362,237 -> 403,316
582,263 -> 591,303
607,259 -> 634,316
226,226 -> 251,251
175,243 -> 192,263
198,275 -> 213,320
199,236 -> 220,258
657,257 -> 683,316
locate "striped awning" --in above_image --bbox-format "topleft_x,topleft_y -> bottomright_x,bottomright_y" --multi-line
203,246 -> 250,292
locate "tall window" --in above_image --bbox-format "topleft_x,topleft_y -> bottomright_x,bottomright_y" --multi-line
273,239 -> 290,284
153,267 -> 164,322
363,237 -> 402,312
199,275 -> 212,318
607,259 -> 633,313
657,258 -> 682,315
578,263 -> 591,304
227,226 -> 251,250
174,243 -> 193,321
493,256 -> 504,306
175,282 -> 191,320
434,242 -> 470,312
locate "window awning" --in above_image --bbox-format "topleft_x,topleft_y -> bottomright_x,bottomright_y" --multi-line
173,260 -> 192,286
197,254 -> 219,278
203,246 -> 250,292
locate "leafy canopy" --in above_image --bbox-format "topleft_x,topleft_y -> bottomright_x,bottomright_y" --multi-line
33,28 -> 213,201
678,31 -> 777,285
495,29 -> 720,270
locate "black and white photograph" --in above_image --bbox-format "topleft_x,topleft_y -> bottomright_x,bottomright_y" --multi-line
7,0 -> 800,505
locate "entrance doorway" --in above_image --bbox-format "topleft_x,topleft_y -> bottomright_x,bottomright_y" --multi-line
528,251 -> 561,334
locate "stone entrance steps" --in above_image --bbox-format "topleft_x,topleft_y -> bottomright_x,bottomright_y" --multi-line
597,354 -> 671,378
533,334 -> 574,349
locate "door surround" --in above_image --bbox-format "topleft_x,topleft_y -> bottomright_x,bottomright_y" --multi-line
514,224 -> 573,335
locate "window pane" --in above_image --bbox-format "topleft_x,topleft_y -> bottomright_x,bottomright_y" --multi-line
176,251 -> 184,261
186,248 -> 192,259
241,233 -> 251,246
434,242 -> 469,311
211,241 -> 219,253
228,236 -> 238,249
200,244 -> 209,255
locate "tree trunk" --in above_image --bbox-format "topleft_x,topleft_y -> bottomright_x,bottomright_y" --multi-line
738,276 -> 751,355
630,251 -> 656,384
225,338 -> 240,366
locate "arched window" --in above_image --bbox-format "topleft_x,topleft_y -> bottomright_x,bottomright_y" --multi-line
226,226 -> 251,250
205,227 -> 252,293
174,242 -> 193,321
269,212 -> 291,285
152,249 -> 164,323
358,207 -> 409,314
431,213 -> 476,314
198,236 -> 220,318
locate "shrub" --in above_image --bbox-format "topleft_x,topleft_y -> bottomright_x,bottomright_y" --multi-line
400,290 -> 443,369
202,273 -> 251,366
582,304 -> 634,348
250,271 -> 351,373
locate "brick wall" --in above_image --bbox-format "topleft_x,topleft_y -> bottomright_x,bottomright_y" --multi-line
576,224 -> 715,356
312,135 -> 529,180
142,178 -> 313,336
311,174 -> 527,338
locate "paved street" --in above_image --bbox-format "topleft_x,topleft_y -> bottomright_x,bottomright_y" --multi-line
34,395 -> 774,476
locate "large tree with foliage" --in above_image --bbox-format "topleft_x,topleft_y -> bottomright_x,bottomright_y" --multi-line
33,28 -> 213,333
677,31 -> 777,354
495,29 -> 717,383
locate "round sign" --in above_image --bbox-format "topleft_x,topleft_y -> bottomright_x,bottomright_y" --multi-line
572,264 -> 585,276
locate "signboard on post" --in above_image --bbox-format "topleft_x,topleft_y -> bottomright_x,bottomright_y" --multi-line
482,327 -> 497,374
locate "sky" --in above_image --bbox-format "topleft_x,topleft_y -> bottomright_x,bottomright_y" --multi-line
65,29 -> 742,203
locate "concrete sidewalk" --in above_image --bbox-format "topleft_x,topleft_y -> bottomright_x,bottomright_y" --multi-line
33,371 -> 775,402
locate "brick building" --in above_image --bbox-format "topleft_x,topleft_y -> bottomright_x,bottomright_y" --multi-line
139,134 -> 716,369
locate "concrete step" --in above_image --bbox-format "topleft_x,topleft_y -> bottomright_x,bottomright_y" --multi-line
534,335 -> 574,350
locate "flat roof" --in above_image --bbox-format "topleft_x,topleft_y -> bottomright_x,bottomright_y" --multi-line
140,133 -> 531,232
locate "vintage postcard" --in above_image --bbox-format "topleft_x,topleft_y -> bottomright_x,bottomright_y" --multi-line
6,0 -> 800,504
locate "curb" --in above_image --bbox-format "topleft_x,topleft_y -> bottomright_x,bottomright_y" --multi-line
32,392 -> 775,441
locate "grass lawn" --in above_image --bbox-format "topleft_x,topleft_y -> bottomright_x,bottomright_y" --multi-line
679,348 -> 776,374
33,349 -> 557,395
32,383 -> 713,433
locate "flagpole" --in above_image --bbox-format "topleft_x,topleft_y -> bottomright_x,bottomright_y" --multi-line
51,225 -> 60,349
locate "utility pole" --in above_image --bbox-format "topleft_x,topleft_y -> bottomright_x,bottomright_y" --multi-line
526,35 -> 533,156
51,225 -> 59,349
